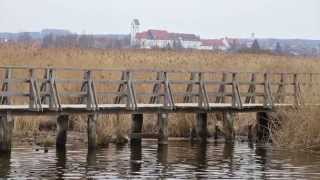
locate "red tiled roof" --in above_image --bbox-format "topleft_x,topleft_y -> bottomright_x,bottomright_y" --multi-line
149,30 -> 171,40
136,30 -> 171,40
170,33 -> 200,41
136,29 -> 200,41
136,31 -> 149,39
201,39 -> 224,47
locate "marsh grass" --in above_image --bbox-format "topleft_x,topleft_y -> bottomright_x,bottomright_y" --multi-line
271,107 -> 320,150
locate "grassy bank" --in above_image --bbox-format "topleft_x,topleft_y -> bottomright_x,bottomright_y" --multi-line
1,44 -> 320,147
271,107 -> 320,151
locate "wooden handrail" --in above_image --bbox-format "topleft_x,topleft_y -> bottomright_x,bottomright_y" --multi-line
0,67 -> 318,111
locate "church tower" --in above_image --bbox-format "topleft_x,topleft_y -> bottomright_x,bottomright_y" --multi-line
130,19 -> 140,47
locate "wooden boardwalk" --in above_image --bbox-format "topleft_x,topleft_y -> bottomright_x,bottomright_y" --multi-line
0,66 -> 319,152
0,66 -> 317,114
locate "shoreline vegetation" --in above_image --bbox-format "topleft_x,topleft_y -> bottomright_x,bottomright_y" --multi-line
1,44 -> 320,150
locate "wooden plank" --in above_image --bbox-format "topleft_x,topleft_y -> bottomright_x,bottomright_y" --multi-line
293,74 -> 302,106
216,72 -> 227,103
198,72 -> 209,109
263,73 -> 273,108
40,68 -> 50,104
231,73 -> 243,109
114,71 -> 126,104
0,68 -> 12,105
127,71 -> 137,110
49,69 -> 61,110
150,72 -> 163,104
164,72 -> 175,109
245,73 -> 256,103
85,70 -> 98,110
29,69 -> 42,110
0,79 -> 28,83
275,73 -> 286,103
183,72 -> 197,103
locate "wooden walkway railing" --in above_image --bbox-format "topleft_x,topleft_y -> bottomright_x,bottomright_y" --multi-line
0,66 -> 318,114
1,66 -> 320,152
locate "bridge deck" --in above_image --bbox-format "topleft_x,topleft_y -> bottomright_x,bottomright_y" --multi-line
0,103 -> 294,115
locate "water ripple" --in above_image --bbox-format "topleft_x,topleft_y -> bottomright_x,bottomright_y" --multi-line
1,140 -> 320,179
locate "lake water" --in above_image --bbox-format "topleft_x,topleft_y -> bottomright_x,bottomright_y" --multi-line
1,140 -> 320,179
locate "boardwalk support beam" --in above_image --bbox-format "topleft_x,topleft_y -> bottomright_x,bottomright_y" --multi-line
257,112 -> 271,142
222,112 -> 235,141
0,112 -> 14,153
88,113 -> 98,149
56,114 -> 69,149
196,113 -> 207,141
158,113 -> 169,145
131,113 -> 143,144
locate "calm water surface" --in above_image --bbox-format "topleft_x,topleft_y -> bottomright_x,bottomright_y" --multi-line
1,140 -> 320,179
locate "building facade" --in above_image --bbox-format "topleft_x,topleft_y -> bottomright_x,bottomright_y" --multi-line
134,29 -> 201,49
130,19 -> 239,51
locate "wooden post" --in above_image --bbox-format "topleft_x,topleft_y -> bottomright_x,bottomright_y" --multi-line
276,73 -> 286,103
0,112 -> 14,153
131,113 -> 143,144
196,113 -> 207,141
257,112 -> 270,141
222,112 -> 235,141
48,69 -> 61,110
158,113 -> 168,145
214,125 -> 219,140
87,113 -> 98,149
245,73 -> 256,104
293,74 -> 301,106
0,68 -> 12,105
248,125 -> 253,142
264,73 -> 273,108
29,68 -> 41,110
216,72 -> 227,103
56,115 -> 69,149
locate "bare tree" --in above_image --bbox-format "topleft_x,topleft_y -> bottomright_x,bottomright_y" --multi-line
79,35 -> 94,48
17,32 -> 32,43
274,42 -> 282,54
42,34 -> 55,48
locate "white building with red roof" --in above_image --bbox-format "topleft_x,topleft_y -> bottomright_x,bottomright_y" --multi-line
131,20 -> 201,49
135,29 -> 201,49
130,19 -> 239,51
135,29 -> 173,49
200,37 -> 240,51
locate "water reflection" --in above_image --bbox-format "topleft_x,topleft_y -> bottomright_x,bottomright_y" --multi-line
157,144 -> 168,165
223,142 -> 235,177
2,141 -> 320,179
194,142 -> 207,168
255,143 -> 268,179
223,142 -> 234,159
0,152 -> 11,178
194,142 -> 208,179
255,144 -> 268,169
55,148 -> 66,179
130,143 -> 142,174
87,149 -> 97,167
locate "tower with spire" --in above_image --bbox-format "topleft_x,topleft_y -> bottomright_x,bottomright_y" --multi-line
130,19 -> 140,47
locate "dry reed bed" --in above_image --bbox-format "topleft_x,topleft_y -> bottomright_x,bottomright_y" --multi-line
1,44 -> 320,146
271,107 -> 320,150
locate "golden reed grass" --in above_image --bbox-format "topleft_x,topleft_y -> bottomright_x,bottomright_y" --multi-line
1,44 -> 320,147
271,107 -> 320,150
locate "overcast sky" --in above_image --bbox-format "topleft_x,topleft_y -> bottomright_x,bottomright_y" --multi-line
1,0 -> 319,39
